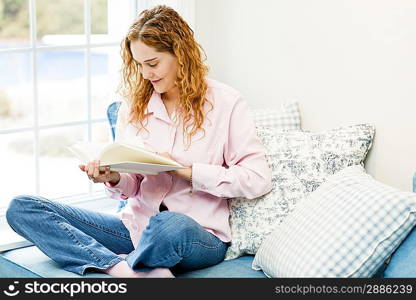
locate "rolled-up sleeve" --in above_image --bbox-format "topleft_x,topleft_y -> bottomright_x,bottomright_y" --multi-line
104,173 -> 143,200
192,98 -> 272,199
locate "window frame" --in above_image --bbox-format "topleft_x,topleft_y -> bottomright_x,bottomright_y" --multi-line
0,0 -> 140,214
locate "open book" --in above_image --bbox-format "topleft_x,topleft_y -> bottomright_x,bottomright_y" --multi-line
67,142 -> 185,175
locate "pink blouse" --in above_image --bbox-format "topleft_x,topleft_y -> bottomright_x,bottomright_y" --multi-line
105,78 -> 272,247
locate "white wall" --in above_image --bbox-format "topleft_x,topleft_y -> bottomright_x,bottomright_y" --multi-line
195,0 -> 416,191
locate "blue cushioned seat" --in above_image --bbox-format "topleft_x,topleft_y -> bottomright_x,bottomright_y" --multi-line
0,245 -> 266,278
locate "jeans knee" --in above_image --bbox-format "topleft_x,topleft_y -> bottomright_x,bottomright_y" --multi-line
148,211 -> 198,245
6,195 -> 42,228
151,212 -> 196,231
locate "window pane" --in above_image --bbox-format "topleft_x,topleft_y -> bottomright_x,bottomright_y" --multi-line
92,121 -> 111,143
0,0 -> 30,49
0,132 -> 36,208
91,0 -> 108,44
91,46 -> 121,119
39,125 -> 89,198
0,52 -> 33,130
92,0 -> 134,44
36,0 -> 85,46
37,49 -> 86,125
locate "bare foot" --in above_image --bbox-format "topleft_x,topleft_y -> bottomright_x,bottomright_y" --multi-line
145,268 -> 175,278
103,261 -> 174,278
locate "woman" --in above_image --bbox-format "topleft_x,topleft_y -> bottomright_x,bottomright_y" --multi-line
6,5 -> 272,278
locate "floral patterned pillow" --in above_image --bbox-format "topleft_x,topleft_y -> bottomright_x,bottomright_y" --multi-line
225,124 -> 375,260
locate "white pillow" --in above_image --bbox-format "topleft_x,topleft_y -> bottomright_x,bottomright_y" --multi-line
225,124 -> 375,260
252,165 -> 416,277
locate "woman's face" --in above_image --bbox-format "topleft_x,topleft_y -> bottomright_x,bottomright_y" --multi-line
130,40 -> 178,95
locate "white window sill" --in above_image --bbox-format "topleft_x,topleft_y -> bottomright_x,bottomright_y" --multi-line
0,195 -> 120,253
0,230 -> 32,252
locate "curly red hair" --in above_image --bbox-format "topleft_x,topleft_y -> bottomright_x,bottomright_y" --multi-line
118,5 -> 210,146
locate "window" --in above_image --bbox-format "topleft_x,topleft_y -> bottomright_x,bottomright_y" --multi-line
0,0 -> 138,215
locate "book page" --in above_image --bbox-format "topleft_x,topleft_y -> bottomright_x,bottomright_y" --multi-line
99,142 -> 183,167
102,162 -> 185,175
67,142 -> 185,175
66,142 -> 109,163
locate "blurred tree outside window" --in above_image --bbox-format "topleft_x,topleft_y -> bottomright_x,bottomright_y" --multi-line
36,0 -> 86,41
92,0 -> 108,34
0,0 -> 108,47
0,0 -> 30,47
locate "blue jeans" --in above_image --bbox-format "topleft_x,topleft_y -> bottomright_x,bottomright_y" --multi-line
6,195 -> 229,276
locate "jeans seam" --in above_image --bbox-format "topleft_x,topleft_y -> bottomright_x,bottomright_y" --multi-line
191,240 -> 224,250
152,252 -> 181,266
178,240 -> 224,260
52,212 -> 106,266
79,256 -> 123,275
35,198 -> 130,241
128,249 -> 180,267
37,199 -> 120,268
56,217 -> 123,272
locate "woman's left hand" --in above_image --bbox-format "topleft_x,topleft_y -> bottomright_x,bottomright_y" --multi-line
159,152 -> 192,182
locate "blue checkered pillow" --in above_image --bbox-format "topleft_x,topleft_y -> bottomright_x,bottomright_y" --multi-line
249,100 -> 301,131
252,165 -> 416,277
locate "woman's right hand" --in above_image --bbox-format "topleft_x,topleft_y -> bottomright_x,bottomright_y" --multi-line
79,160 -> 120,185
